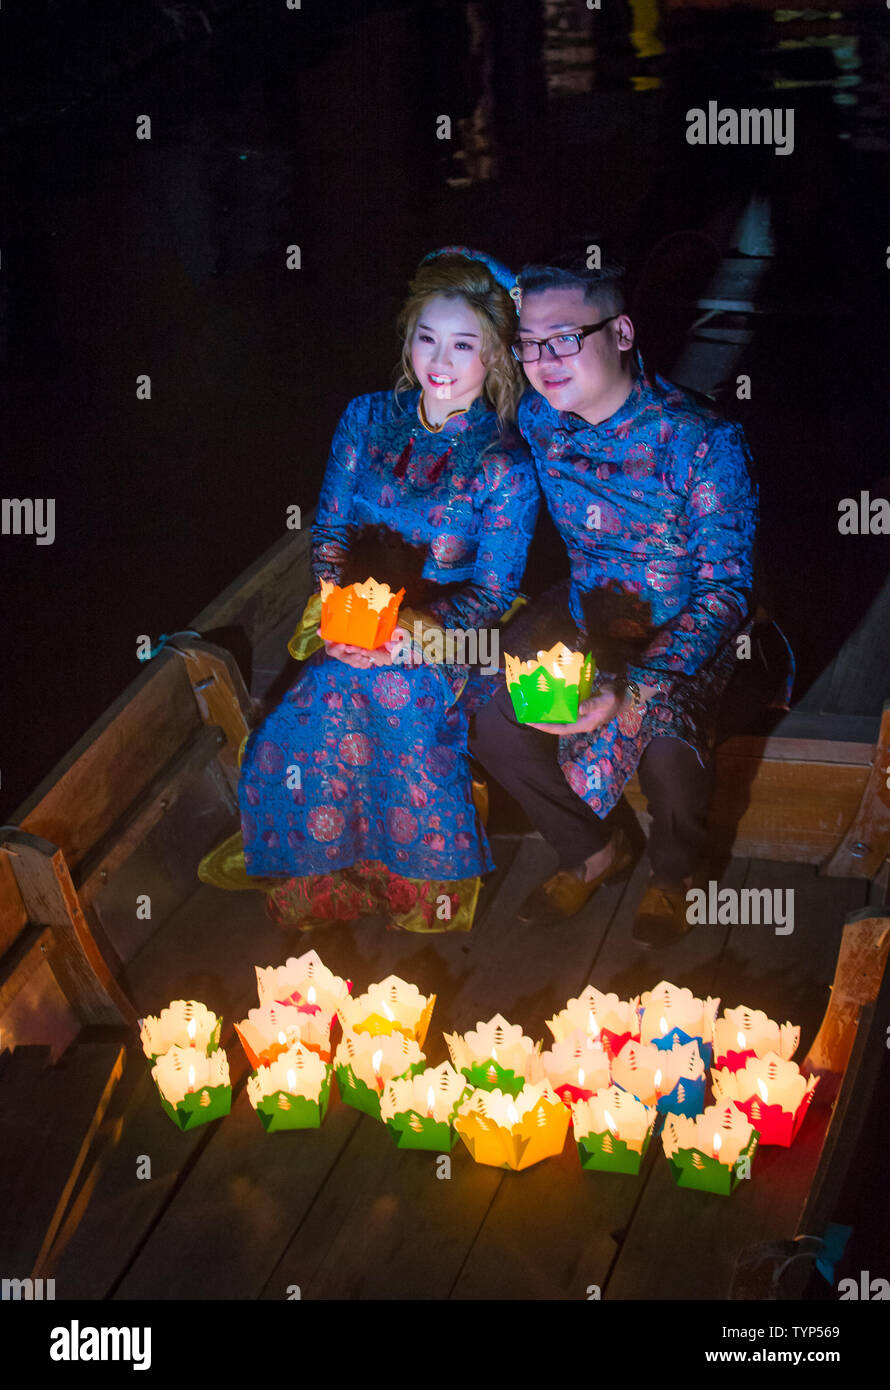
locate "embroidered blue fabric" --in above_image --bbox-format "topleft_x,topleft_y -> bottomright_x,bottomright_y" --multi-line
516,353 -> 759,815
239,389 -> 539,879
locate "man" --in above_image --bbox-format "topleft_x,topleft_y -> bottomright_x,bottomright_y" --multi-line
470,252 -> 757,948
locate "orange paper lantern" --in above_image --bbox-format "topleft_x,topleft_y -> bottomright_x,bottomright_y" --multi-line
319,578 -> 405,649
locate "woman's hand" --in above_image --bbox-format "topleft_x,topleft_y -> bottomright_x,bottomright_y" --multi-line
323,628 -> 408,669
527,686 -> 625,736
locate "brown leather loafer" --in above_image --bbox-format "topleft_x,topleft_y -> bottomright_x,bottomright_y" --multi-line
517,828 -> 635,926
631,877 -> 695,949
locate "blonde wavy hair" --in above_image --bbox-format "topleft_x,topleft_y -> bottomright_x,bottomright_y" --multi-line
394,253 -> 523,424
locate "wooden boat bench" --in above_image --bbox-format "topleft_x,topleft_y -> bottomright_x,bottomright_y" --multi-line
0,638 -> 253,1054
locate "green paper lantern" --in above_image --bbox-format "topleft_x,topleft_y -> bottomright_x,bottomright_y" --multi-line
666,1130 -> 760,1195
158,1082 -> 231,1132
461,1060 -> 526,1097
577,1126 -> 652,1175
506,651 -> 595,724
384,1111 -> 463,1151
336,1060 -> 425,1119
253,1071 -> 332,1132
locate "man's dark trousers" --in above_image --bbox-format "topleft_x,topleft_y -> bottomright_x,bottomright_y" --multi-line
470,684 -> 713,883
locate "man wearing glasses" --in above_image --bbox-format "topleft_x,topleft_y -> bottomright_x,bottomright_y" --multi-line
470,253 -> 757,948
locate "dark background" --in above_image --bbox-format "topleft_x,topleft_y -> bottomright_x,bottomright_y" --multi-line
1,0 -> 889,1296
3,0 -> 889,817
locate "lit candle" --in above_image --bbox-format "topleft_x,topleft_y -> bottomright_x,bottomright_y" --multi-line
338,974 -> 436,1047
445,1014 -> 541,1097
379,1063 -> 471,1151
661,1101 -> 759,1195
505,643 -> 595,724
713,1006 -> 799,1072
711,1052 -> 818,1146
334,1029 -> 426,1119
571,1084 -> 656,1175
547,986 -> 640,1061
454,1081 -> 570,1171
234,1003 -> 312,1070
140,1000 -> 221,1062
256,950 -> 351,1028
246,1044 -> 332,1132
536,1028 -> 610,1107
151,1045 -> 231,1131
640,980 -> 720,1067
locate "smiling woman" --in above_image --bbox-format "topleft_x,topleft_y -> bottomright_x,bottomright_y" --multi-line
202,249 -> 540,933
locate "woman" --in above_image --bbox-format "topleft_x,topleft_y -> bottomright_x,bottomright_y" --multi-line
234,248 -> 539,932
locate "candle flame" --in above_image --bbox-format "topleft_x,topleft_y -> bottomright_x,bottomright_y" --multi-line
278,1031 -> 287,1047
757,1079 -> 768,1103
603,1108 -> 617,1134
737,1030 -> 746,1050
307,984 -> 316,1005
577,1067 -> 585,1087
713,1132 -> 722,1156
653,1068 -> 662,1093
186,1018 -> 196,1041
187,1064 -> 196,1093
372,1048 -> 383,1073
659,1016 -> 668,1035
287,1069 -> 296,1093
587,1010 -> 599,1037
506,1104 -> 519,1127
380,999 -> 395,1022
490,1045 -> 498,1063
426,1085 -> 435,1117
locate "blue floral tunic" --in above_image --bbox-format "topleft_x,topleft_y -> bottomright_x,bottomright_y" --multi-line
239,389 -> 539,881
517,352 -> 758,817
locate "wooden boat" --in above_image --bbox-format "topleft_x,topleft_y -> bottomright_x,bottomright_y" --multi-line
2,236 -> 889,1297
1,515 -> 888,1300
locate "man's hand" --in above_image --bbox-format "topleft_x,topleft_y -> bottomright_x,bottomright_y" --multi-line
527,686 -> 624,736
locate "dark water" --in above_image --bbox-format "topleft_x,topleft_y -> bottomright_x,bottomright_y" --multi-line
2,0 -> 889,1295
3,0 -> 889,812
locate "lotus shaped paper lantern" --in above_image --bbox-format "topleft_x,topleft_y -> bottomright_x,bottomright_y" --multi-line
454,1081 -> 570,1171
611,1038 -> 706,1115
247,1044 -> 332,1132
712,1006 -> 799,1072
547,985 -> 641,1062
710,1052 -> 818,1146
379,1062 -> 473,1151
140,999 -> 221,1063
662,1101 -> 759,1195
234,1002 -> 323,1070
504,642 -> 595,723
572,1085 -> 656,1174
334,1029 -> 426,1119
255,950 -> 352,1032
337,974 -> 435,1048
640,980 -> 720,1067
152,1045 -> 231,1131
444,1013 -> 541,1097
536,1029 -> 611,1106
319,577 -> 405,649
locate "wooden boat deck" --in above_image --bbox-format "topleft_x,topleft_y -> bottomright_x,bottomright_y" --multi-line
48,830 -> 881,1301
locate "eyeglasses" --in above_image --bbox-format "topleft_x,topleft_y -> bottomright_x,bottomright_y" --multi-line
510,316 -> 619,363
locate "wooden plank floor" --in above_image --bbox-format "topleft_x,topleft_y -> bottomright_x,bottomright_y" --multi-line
51,831 -> 870,1301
